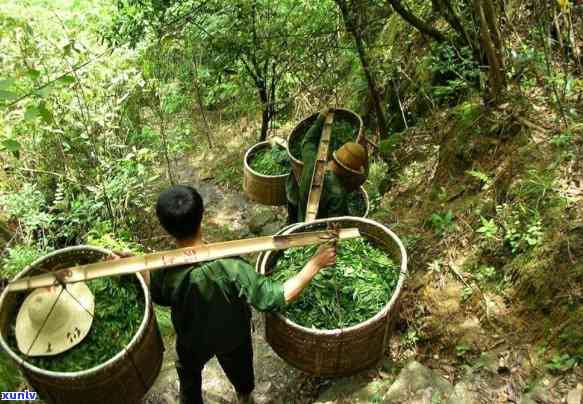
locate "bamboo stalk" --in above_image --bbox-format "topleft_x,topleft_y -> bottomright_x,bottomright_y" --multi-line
305,112 -> 334,222
6,228 -> 360,293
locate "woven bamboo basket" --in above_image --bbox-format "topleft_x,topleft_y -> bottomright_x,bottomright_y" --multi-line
287,108 -> 364,183
243,141 -> 289,206
0,246 -> 164,404
257,217 -> 407,377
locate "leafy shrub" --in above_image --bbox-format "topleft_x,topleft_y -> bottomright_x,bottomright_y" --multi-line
428,210 -> 456,236
427,43 -> 480,104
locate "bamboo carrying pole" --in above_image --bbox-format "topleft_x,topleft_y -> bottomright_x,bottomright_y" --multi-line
6,228 -> 360,293
305,112 -> 334,222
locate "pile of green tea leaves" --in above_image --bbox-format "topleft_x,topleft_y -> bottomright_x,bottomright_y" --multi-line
250,144 -> 291,176
8,277 -> 144,372
329,119 -> 358,157
289,118 -> 357,161
347,191 -> 366,217
271,238 -> 399,329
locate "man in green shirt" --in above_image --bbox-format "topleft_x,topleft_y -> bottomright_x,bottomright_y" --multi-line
147,185 -> 336,404
286,108 -> 368,223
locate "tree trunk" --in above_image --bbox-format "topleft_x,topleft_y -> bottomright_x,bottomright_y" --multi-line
335,0 -> 388,137
474,0 -> 505,104
192,55 -> 213,148
258,85 -> 269,142
387,0 -> 447,42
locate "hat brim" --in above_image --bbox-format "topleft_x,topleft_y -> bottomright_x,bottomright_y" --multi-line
332,151 -> 365,175
16,283 -> 94,357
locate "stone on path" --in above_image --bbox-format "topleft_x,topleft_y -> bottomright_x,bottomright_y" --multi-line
314,375 -> 392,404
447,382 -> 479,404
383,361 -> 453,403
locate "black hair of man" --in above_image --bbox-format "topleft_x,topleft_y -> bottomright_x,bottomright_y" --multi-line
156,185 -> 204,239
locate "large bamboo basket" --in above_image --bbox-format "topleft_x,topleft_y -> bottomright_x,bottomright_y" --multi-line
243,141 -> 289,206
0,246 -> 164,404
287,108 -> 364,183
257,217 -> 407,377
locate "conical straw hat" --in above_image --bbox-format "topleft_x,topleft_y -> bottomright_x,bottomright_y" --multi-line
332,142 -> 366,175
15,282 -> 94,357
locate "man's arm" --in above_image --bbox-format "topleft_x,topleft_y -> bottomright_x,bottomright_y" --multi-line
283,245 -> 336,303
297,109 -> 329,221
301,111 -> 327,163
224,244 -> 337,311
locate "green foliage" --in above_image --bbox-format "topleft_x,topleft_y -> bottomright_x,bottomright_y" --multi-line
271,238 -> 399,329
364,159 -> 390,213
2,245 -> 48,279
544,353 -> 577,373
476,216 -> 498,239
154,306 -> 175,338
550,131 -> 574,148
466,169 -> 493,190
0,184 -> 52,243
427,43 -> 480,104
453,102 -> 482,129
249,145 -> 291,176
428,210 -> 456,236
329,119 -> 358,156
7,277 -> 144,372
400,328 -> 421,350
497,204 -> 544,254
0,351 -> 24,392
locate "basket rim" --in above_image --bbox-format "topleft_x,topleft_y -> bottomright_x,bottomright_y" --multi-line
258,216 -> 408,335
0,245 -> 152,378
287,108 -> 364,166
244,141 -> 291,179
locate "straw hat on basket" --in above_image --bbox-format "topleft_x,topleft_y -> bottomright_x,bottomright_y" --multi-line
332,142 -> 366,175
15,283 -> 94,357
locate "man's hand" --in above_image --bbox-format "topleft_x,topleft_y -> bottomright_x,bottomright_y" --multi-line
283,244 -> 336,304
106,250 -> 135,261
310,244 -> 337,269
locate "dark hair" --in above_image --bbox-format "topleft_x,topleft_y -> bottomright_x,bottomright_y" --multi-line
156,185 -> 204,239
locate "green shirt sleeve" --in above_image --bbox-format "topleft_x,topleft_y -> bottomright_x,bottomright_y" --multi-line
301,114 -> 325,166
220,258 -> 286,312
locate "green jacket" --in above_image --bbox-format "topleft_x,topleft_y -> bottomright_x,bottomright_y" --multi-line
286,115 -> 349,222
150,258 -> 285,360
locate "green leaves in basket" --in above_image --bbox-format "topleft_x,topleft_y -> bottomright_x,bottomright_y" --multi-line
329,119 -> 357,157
271,238 -> 399,329
8,277 -> 144,372
288,117 -> 358,161
249,144 -> 291,176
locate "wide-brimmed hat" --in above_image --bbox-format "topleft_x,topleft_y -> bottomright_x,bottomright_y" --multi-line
332,142 -> 366,175
15,283 -> 94,357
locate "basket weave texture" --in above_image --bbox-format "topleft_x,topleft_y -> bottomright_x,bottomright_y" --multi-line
0,246 -> 164,404
243,141 -> 288,206
258,217 -> 407,376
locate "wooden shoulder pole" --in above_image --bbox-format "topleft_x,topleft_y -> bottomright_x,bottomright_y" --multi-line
305,111 -> 334,222
6,228 -> 360,293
